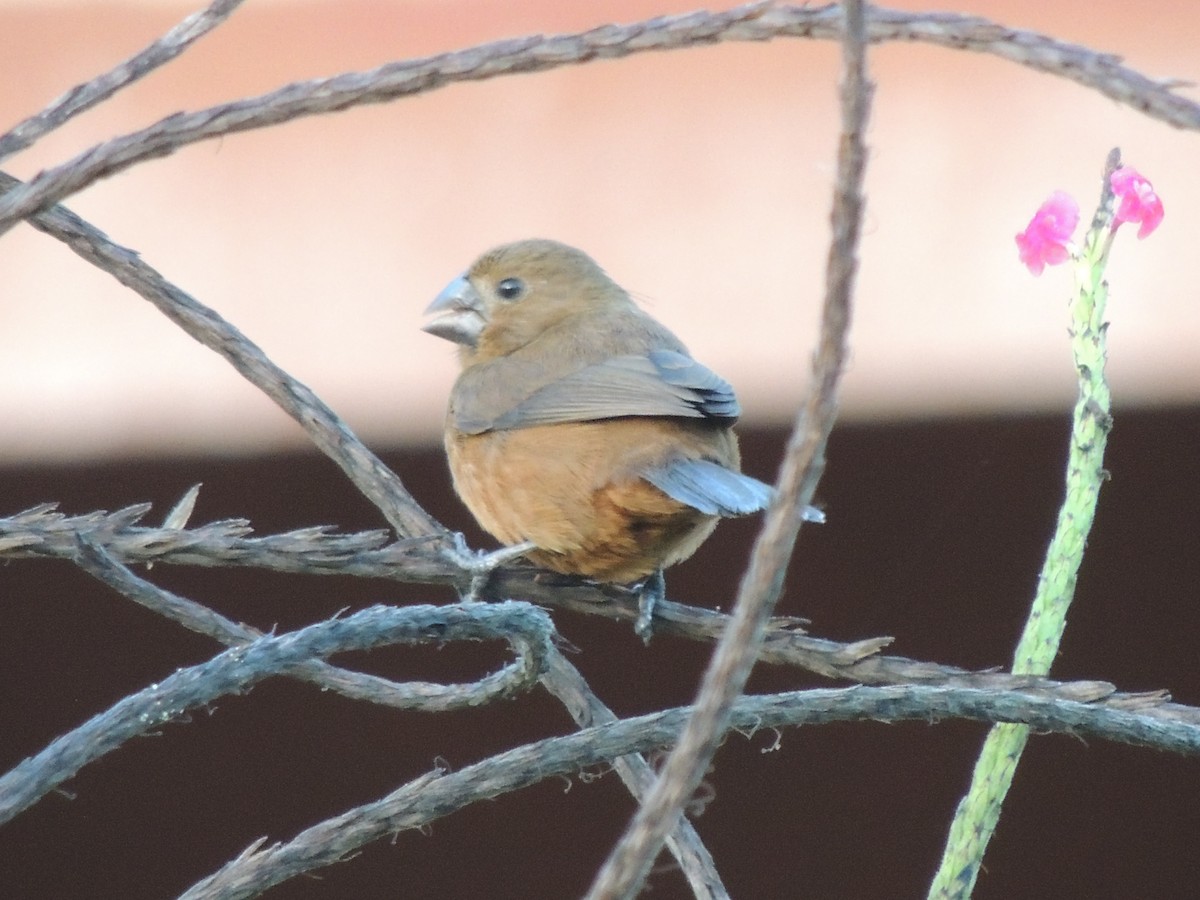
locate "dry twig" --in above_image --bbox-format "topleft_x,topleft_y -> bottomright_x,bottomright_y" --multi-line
178,682 -> 1200,899
0,599 -> 556,826
541,651 -> 731,900
2,503 -> 1194,731
0,0 -> 246,162
2,1 -> 1196,897
584,1 -> 869,893
1,4 -> 1198,236
0,170 -> 446,542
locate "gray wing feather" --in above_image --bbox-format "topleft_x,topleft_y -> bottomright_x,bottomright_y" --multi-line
641,458 -> 774,517
487,350 -> 740,431
648,349 -> 740,419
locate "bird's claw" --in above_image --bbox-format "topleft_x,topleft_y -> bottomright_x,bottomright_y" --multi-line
634,569 -> 666,644
445,534 -> 537,600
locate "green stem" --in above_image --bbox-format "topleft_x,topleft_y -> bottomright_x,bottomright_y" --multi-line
927,159 -> 1119,899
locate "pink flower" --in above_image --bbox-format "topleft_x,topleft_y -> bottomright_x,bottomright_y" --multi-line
1110,166 -> 1163,239
1016,191 -> 1080,276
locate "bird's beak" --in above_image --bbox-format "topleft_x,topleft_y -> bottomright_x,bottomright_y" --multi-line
422,274 -> 487,347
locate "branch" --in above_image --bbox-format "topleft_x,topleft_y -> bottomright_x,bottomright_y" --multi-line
77,534 -> 728,896
585,1 -> 869,894
541,650 -> 730,899
0,600 -> 555,826
178,682 -> 1200,899
2,4 -> 1193,894
0,170 -> 447,542
0,4 -> 1196,235
4,502 -> 1196,735
0,0 -> 246,162
72,536 -> 539,712
0,502 -> 435,575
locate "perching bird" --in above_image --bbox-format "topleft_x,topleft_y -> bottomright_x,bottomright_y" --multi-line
423,239 -> 799,636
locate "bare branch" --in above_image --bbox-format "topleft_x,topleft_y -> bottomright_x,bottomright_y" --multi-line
585,1 -> 870,894
0,171 -> 447,542
178,683 -> 1200,899
73,537 -> 543,713
0,0 -> 246,162
0,4 -> 1196,236
541,650 -> 730,900
2,3 -> 1194,894
0,600 -> 555,826
4,502 -> 1196,734
0,502 -> 428,575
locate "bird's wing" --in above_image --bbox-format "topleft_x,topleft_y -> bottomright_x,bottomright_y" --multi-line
641,458 -> 773,516
474,350 -> 741,432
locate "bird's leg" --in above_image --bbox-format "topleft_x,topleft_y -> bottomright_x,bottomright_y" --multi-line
634,569 -> 666,643
446,534 -> 537,600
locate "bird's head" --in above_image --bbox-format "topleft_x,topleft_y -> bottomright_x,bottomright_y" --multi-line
423,239 -> 627,362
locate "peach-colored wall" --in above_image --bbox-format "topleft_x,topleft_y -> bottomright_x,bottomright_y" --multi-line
2,1 -> 1197,460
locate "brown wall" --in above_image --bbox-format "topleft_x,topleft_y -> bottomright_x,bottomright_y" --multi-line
3,411 -> 1199,898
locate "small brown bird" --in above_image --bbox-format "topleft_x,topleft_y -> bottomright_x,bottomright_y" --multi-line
423,239 -> 791,635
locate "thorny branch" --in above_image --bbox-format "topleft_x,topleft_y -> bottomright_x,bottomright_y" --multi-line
1,4 -> 1198,237
586,0 -> 869,893
72,537 -> 543,713
0,0 -> 246,162
539,651 -> 731,900
0,169 -> 446,542
178,682 -> 1200,899
76,538 -> 732,897
2,1 -> 1197,898
1,502 -> 1195,724
0,600 -> 557,826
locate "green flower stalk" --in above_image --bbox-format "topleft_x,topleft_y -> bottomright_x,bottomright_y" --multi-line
928,150 -> 1163,899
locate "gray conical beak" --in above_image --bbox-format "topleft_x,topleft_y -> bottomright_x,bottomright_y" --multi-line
422,274 -> 487,347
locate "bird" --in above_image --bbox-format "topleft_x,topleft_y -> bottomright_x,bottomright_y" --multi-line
422,239 -> 807,637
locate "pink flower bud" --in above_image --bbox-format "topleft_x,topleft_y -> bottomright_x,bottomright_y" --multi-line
1110,166 -> 1163,239
1015,191 -> 1080,276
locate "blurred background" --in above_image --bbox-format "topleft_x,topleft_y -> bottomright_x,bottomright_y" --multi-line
1,0 -> 1198,460
2,1 -> 1198,898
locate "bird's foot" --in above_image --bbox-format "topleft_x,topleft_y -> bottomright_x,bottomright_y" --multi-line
446,534 -> 537,600
634,569 -> 666,644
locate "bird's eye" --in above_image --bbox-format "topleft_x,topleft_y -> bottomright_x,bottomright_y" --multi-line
496,277 -> 525,301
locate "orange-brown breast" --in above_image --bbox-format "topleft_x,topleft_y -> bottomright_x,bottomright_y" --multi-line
446,417 -> 740,583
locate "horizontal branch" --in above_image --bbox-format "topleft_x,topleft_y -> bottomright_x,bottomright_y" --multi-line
1,3 -> 1196,235
4,502 -> 1195,730
0,502 -> 409,573
0,600 -> 555,826
179,681 -> 1200,899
